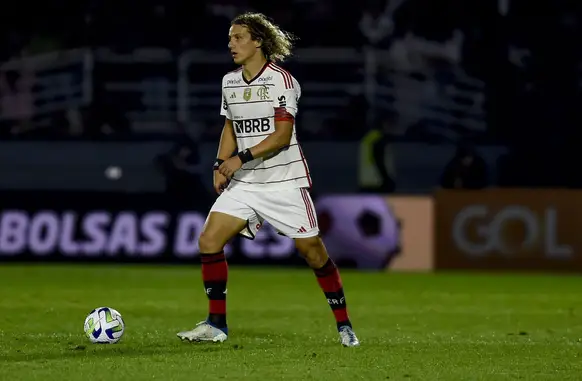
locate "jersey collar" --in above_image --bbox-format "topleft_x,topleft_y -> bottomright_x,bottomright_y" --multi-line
241,61 -> 270,85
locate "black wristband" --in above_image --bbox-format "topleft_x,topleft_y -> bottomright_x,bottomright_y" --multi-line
237,149 -> 254,164
213,158 -> 224,170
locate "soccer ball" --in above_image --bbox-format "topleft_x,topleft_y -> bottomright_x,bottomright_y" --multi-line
84,307 -> 125,344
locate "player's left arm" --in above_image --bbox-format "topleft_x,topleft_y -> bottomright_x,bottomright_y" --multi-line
219,83 -> 299,178
247,112 -> 294,159
247,84 -> 298,159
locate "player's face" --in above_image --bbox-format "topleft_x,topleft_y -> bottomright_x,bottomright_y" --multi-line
228,24 -> 260,65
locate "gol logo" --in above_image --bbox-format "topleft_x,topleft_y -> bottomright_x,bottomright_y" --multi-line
451,205 -> 572,258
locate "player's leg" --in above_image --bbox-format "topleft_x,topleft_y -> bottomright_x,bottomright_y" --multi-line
177,191 -> 251,343
253,188 -> 359,347
294,235 -> 359,347
198,211 -> 247,328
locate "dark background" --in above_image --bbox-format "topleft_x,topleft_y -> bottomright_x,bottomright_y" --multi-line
2,0 -> 580,190
0,0 -> 581,265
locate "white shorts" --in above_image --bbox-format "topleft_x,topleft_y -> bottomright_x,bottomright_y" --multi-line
208,187 -> 319,239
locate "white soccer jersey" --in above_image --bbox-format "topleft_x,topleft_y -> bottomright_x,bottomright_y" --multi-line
220,62 -> 312,191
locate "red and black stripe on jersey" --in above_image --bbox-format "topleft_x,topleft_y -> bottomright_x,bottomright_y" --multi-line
274,107 -> 294,122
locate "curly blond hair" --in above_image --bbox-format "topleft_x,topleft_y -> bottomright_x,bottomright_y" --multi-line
232,12 -> 297,62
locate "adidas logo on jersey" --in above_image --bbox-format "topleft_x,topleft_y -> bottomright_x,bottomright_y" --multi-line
297,226 -> 307,233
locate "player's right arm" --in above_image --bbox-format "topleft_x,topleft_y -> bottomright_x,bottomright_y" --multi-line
213,89 -> 237,194
216,118 -> 237,161
214,119 -> 237,194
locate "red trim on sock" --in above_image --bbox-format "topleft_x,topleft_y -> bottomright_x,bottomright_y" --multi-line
316,263 -> 343,293
317,275 -> 342,293
333,308 -> 349,323
209,300 -> 226,315
201,254 -> 228,282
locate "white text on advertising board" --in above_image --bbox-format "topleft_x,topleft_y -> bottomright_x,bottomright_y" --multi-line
0,210 -> 293,259
452,205 -> 572,258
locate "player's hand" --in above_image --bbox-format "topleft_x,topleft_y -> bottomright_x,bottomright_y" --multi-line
218,156 -> 243,179
213,171 -> 229,195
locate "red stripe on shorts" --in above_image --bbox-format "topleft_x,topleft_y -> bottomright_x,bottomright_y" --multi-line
301,188 -> 316,228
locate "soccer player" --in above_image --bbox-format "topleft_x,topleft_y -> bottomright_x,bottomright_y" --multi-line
177,12 -> 360,347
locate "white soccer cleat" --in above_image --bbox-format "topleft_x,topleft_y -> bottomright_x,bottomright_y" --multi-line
177,321 -> 228,343
339,325 -> 360,347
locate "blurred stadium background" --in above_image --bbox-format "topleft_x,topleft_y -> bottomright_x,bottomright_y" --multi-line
2,1 -> 582,379
1,0 -> 581,270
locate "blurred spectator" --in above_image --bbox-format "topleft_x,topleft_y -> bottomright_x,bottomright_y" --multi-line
358,112 -> 399,193
154,126 -> 211,205
440,143 -> 488,189
50,107 -> 86,138
0,68 -> 35,138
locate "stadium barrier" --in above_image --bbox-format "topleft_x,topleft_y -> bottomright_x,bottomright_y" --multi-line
435,188 -> 582,272
0,47 -> 485,134
386,196 -> 434,272
0,191 -> 435,271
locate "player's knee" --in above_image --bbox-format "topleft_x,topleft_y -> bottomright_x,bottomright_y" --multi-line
295,236 -> 328,268
198,230 -> 225,254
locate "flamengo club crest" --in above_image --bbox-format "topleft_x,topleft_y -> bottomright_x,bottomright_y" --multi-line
243,88 -> 252,101
257,86 -> 269,100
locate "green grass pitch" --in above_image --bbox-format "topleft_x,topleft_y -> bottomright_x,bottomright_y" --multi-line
1,264 -> 581,380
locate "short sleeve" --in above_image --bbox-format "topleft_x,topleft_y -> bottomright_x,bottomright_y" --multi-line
272,73 -> 300,118
220,89 -> 233,119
